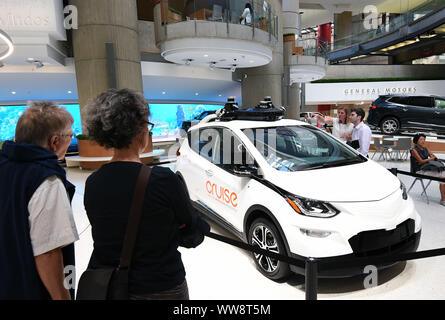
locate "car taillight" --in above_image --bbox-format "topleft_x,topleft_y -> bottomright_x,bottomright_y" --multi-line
370,105 -> 377,109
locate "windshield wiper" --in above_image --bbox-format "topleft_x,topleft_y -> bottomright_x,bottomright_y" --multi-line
298,157 -> 365,171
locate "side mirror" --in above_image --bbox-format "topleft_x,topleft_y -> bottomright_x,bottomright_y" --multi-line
232,164 -> 258,177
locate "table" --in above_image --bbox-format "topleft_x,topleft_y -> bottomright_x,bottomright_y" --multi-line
382,137 -> 409,161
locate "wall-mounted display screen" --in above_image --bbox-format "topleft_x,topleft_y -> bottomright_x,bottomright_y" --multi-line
0,104 -> 83,145
0,102 -> 223,144
149,103 -> 222,137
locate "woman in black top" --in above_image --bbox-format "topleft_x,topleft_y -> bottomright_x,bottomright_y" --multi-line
411,133 -> 445,206
82,88 -> 210,299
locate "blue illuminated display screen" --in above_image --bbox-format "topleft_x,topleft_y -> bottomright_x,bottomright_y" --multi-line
0,103 -> 222,143
0,104 -> 83,145
148,103 -> 222,137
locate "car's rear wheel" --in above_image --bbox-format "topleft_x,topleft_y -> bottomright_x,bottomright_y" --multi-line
380,117 -> 400,135
248,218 -> 290,280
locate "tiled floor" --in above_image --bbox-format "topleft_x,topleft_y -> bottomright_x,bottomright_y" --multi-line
67,153 -> 445,300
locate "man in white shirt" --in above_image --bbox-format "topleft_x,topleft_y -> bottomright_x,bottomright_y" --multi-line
0,102 -> 79,300
349,108 -> 372,157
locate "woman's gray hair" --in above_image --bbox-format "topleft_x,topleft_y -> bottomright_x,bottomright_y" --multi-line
15,101 -> 74,147
83,88 -> 150,149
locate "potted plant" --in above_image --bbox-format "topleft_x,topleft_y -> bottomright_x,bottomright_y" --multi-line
76,134 -> 113,158
283,33 -> 295,43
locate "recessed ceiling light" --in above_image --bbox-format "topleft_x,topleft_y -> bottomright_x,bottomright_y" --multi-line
11,91 -> 16,95
195,93 -> 199,96
218,94 -> 222,97
67,90 -> 72,94
204,54 -> 209,57
249,60 -> 255,63
162,91 -> 166,95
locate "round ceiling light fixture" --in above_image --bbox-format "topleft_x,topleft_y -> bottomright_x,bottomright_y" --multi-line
0,29 -> 14,61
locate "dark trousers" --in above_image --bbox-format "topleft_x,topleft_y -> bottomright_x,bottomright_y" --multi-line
129,280 -> 189,300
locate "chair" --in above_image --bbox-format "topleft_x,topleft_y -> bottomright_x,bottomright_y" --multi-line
382,136 -> 395,160
407,149 -> 432,204
371,138 -> 391,161
392,137 -> 411,161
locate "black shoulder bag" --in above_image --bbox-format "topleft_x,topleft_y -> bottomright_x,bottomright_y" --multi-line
76,165 -> 152,300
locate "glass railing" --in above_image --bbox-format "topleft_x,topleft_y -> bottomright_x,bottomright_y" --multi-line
295,38 -> 330,63
333,0 -> 445,51
159,0 -> 278,39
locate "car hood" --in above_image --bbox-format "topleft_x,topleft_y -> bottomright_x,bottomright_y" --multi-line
264,160 -> 400,202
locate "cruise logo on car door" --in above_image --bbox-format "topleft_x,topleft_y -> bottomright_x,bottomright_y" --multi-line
206,180 -> 238,208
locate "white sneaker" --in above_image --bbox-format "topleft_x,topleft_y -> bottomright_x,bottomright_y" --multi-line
441,201 -> 445,207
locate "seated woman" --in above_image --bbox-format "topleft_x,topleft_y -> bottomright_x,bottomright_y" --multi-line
411,133 -> 445,206
82,88 -> 210,299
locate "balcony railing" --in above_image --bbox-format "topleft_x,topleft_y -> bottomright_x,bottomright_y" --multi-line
297,38 -> 330,61
333,0 -> 445,51
158,0 -> 278,40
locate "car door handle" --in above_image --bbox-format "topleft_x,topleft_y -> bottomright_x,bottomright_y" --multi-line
205,169 -> 214,176
435,111 -> 440,114
402,108 -> 408,112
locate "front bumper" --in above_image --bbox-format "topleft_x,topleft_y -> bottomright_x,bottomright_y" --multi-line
288,219 -> 421,278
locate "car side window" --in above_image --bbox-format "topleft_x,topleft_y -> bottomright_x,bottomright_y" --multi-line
216,128 -> 255,173
435,99 -> 445,109
389,97 -> 407,104
188,128 -> 219,161
409,97 -> 433,108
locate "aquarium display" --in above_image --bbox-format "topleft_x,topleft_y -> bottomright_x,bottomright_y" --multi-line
0,103 -> 223,144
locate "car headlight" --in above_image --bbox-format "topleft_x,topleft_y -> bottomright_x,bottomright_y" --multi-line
400,182 -> 408,200
286,195 -> 339,218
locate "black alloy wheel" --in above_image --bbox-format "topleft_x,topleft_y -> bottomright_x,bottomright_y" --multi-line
380,117 -> 400,135
248,218 -> 290,280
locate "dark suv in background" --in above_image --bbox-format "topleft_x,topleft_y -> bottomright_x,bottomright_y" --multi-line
367,95 -> 445,135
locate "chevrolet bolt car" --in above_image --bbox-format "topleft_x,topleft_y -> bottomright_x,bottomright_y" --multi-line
175,102 -> 421,280
368,95 -> 445,135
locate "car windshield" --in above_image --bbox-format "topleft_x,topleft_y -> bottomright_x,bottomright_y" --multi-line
241,125 -> 366,172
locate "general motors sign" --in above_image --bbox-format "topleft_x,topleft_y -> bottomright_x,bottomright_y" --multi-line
306,80 -> 445,104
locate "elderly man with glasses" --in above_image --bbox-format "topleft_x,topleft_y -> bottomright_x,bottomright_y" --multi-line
0,102 -> 79,300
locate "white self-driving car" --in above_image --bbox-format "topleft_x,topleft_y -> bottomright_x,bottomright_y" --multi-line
174,105 -> 421,280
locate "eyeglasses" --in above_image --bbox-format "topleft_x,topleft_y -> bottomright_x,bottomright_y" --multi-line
145,121 -> 155,132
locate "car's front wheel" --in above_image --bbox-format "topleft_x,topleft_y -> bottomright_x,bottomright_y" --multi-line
380,117 -> 400,135
248,218 -> 290,280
